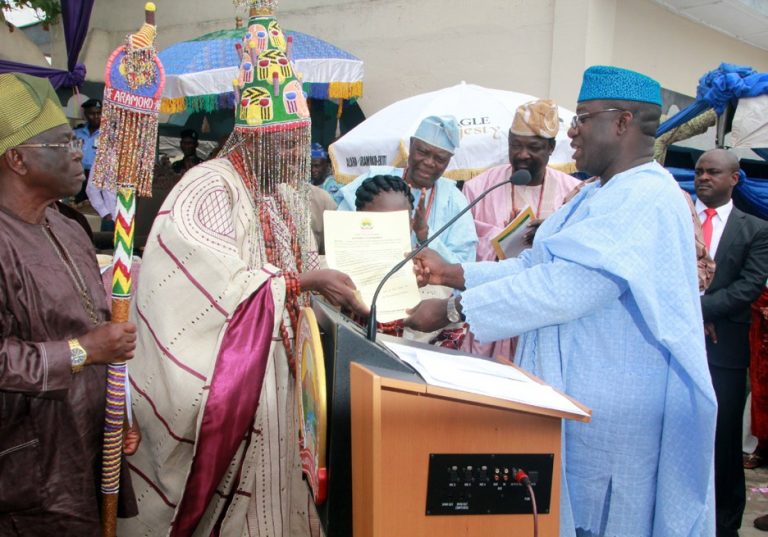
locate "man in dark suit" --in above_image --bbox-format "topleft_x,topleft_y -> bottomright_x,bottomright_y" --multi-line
697,148 -> 768,537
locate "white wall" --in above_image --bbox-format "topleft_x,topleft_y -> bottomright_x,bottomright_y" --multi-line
549,0 -> 619,111
49,0 -> 238,81
0,23 -> 49,66
279,0 -> 558,113
612,0 -> 768,97
36,0 -> 768,115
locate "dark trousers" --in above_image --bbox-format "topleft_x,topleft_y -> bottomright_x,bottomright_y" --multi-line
100,218 -> 115,232
709,363 -> 748,536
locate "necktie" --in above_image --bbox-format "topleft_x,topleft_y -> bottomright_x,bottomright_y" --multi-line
702,207 -> 718,251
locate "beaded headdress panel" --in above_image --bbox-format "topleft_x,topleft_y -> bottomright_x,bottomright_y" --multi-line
227,0 -> 311,195
91,3 -> 165,196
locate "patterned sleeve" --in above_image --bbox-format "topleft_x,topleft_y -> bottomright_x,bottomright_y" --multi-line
462,259 -> 625,342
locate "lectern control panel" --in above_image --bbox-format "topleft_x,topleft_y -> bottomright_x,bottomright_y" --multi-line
425,453 -> 553,515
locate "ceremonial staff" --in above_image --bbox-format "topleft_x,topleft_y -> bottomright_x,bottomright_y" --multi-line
90,4 -> 165,535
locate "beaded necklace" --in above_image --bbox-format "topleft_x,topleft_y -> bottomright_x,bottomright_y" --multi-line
43,222 -> 100,326
510,172 -> 547,222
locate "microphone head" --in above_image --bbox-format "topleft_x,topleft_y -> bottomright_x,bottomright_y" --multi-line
510,169 -> 532,185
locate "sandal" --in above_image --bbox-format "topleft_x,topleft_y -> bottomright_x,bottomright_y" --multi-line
744,452 -> 765,470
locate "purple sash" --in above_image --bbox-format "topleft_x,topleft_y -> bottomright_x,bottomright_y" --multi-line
170,282 -> 275,536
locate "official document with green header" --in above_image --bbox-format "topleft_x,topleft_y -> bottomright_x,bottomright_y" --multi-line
324,210 -> 421,322
491,206 -> 535,260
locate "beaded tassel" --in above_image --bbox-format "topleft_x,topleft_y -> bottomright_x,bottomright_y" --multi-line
225,123 -> 313,270
228,134 -> 312,374
233,0 -> 278,11
92,101 -> 159,196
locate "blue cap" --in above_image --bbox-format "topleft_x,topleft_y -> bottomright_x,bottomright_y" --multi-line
578,66 -> 662,106
412,115 -> 461,154
311,142 -> 328,159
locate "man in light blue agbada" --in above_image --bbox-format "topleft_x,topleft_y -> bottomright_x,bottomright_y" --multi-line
336,115 -> 478,264
405,67 -> 717,537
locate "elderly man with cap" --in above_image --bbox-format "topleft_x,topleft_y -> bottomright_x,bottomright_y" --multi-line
336,115 -> 478,264
0,73 -> 139,534
461,99 -> 580,360
405,66 -> 717,537
72,97 -> 101,202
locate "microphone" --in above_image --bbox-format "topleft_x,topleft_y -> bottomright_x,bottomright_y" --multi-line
366,169 -> 532,341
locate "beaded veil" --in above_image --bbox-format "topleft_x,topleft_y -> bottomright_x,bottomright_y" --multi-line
222,0 -> 317,365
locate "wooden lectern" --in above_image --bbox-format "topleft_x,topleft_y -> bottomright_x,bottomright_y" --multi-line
309,299 -> 416,536
307,298 -> 589,537
350,360 -> 590,537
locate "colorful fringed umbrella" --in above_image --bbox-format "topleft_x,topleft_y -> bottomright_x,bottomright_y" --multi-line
90,4 -> 165,536
159,28 -> 363,114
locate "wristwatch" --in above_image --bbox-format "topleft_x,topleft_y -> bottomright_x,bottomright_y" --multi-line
446,296 -> 465,323
68,338 -> 87,373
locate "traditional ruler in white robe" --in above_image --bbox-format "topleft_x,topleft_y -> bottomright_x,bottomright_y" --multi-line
120,159 -> 315,537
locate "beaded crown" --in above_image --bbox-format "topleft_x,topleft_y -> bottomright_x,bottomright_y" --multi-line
233,2 -> 310,130
224,0 -> 311,200
233,0 -> 278,12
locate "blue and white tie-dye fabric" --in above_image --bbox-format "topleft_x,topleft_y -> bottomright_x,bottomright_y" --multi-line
461,161 -> 716,537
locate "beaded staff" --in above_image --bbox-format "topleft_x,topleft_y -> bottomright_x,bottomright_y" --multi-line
90,4 -> 165,536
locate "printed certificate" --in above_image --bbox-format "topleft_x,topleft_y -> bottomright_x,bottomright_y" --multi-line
324,210 -> 421,322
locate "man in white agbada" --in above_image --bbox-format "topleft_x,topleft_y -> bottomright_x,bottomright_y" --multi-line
404,66 -> 717,537
120,4 -> 366,536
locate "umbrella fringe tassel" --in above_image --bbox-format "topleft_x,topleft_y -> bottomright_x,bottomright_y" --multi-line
186,94 -> 222,113
328,81 -> 363,99
160,82 -> 363,115
161,96 -> 186,114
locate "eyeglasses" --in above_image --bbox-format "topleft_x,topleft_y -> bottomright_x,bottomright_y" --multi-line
570,109 -> 626,129
15,138 -> 84,152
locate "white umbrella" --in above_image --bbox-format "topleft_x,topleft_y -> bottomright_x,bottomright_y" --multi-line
329,82 -> 574,183
731,95 -> 768,149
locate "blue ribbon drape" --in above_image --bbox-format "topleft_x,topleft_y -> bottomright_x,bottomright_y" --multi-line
657,63 -> 768,138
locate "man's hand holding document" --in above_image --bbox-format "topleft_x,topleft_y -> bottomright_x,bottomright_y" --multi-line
491,206 -> 535,260
324,210 -> 421,322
